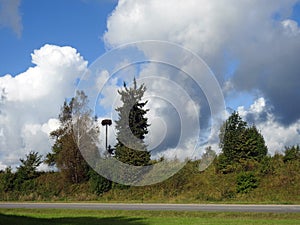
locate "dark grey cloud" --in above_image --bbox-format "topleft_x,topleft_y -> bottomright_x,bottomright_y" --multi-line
232,29 -> 300,125
104,0 -> 300,128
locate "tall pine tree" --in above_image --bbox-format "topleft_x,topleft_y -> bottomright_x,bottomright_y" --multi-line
114,78 -> 150,166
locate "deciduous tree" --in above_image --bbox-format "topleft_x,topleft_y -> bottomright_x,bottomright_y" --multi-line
46,91 -> 100,183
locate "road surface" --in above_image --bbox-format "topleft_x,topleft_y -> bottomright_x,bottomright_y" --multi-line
0,203 -> 299,213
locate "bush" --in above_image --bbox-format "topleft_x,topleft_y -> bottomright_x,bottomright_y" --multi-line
260,156 -> 274,175
215,153 -> 233,174
0,167 -> 15,192
236,172 -> 258,193
89,170 -> 112,195
283,145 -> 300,163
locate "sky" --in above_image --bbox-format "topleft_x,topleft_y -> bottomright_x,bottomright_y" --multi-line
0,0 -> 300,170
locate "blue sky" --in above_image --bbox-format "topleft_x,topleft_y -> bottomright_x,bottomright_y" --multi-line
1,1 -> 300,86
0,0 -> 300,169
292,2 -> 300,21
0,0 -> 117,76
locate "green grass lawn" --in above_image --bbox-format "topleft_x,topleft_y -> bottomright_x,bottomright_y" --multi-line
0,208 -> 299,225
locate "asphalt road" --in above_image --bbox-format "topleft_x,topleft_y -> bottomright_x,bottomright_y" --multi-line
0,203 -> 299,213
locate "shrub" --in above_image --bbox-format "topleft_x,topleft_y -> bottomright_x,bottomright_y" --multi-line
260,156 -> 274,175
236,172 -> 258,193
0,167 -> 15,192
283,145 -> 300,163
89,170 -> 112,195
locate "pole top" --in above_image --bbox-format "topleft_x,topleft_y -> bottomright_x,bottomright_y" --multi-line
101,119 -> 112,126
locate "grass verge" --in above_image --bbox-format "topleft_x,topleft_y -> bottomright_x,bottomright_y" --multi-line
0,208 -> 299,225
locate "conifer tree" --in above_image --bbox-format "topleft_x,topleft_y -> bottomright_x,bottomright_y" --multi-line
241,125 -> 268,161
217,111 -> 268,172
114,78 -> 150,166
17,151 -> 42,181
219,111 -> 247,163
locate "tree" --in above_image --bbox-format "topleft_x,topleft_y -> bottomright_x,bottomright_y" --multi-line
16,151 -> 42,181
240,125 -> 268,161
219,111 -> 247,164
283,145 -> 300,162
0,167 -> 15,192
13,151 -> 43,192
217,112 -> 268,173
114,78 -> 150,166
46,91 -> 100,184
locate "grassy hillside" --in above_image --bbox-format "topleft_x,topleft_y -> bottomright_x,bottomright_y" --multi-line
0,153 -> 299,203
100,156 -> 300,204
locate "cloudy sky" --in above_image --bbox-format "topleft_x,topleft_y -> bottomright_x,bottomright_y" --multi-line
0,0 -> 300,169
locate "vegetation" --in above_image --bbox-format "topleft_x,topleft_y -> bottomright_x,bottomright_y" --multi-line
114,78 -> 151,166
236,171 -> 258,194
0,83 -> 299,204
16,151 -> 42,181
45,91 -> 100,184
283,145 -> 300,162
0,151 -> 299,203
217,112 -> 268,173
0,208 -> 299,225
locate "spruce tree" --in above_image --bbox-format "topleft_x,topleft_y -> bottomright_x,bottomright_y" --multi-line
242,125 -> 268,161
17,151 -> 42,181
114,78 -> 150,166
219,111 -> 247,163
217,111 -> 268,173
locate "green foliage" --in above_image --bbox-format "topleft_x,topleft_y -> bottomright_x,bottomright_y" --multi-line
11,151 -> 42,192
283,145 -> 300,162
0,167 -> 15,192
214,153 -> 231,173
0,155 -> 300,203
0,152 -> 43,195
1,92 -> 300,203
259,155 -> 275,175
115,145 -> 151,166
48,91 -> 100,184
240,126 -> 268,161
16,151 -> 42,181
217,112 -> 267,173
219,111 -> 247,162
89,169 -> 112,195
236,172 -> 258,193
115,78 -> 150,166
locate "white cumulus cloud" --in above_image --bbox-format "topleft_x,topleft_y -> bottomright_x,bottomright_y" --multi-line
281,19 -> 300,36
103,0 -> 300,156
238,97 -> 300,154
0,44 -> 88,168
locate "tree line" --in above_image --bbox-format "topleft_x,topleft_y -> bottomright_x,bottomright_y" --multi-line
0,79 -> 299,199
